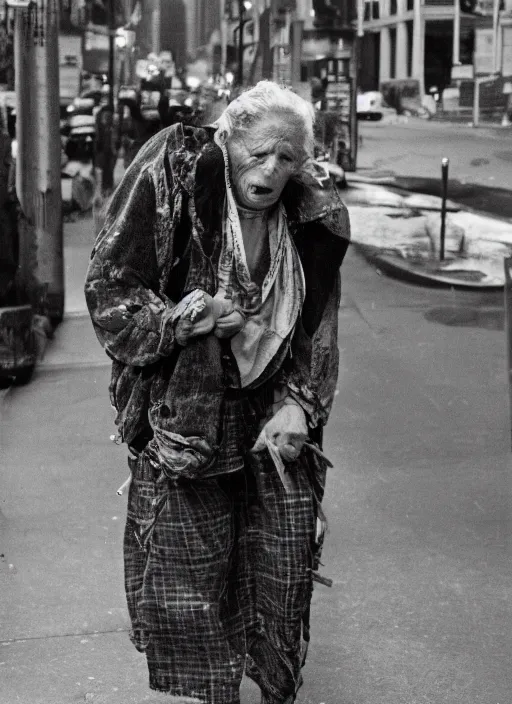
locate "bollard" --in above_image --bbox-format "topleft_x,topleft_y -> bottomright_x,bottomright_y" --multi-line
440,158 -> 449,261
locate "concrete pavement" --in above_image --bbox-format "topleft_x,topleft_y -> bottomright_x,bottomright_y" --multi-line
357,119 -> 512,191
1,204 -> 512,703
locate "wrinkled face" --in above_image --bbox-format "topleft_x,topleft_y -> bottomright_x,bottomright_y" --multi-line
227,113 -> 307,211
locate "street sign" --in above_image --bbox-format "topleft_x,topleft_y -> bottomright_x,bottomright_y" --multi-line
474,28 -> 494,74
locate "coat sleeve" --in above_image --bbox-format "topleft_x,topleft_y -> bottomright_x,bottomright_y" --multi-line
84,161 -> 178,366
279,206 -> 350,429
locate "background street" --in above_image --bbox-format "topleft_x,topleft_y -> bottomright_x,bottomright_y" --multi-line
358,120 -> 512,190
1,120 -> 512,703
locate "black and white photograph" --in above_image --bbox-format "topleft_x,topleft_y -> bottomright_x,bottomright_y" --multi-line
1,1 -> 512,703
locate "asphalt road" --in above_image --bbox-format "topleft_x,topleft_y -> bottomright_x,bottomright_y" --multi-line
1,226 -> 511,703
357,120 -> 512,219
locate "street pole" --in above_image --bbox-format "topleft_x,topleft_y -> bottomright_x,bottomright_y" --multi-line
412,0 -> 424,96
493,0 -> 501,73
220,0 -> 227,77
14,0 -> 63,322
453,0 -> 461,66
99,0 -> 116,195
290,19 -> 304,90
440,158 -> 449,261
108,0 -> 115,112
152,0 -> 161,55
237,0 -> 244,86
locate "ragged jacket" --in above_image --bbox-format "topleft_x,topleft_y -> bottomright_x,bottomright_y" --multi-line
85,123 -> 351,452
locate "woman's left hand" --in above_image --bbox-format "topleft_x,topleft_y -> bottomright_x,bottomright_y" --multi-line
214,310 -> 245,338
251,404 -> 308,462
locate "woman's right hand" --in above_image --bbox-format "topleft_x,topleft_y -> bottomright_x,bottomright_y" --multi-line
175,292 -> 233,346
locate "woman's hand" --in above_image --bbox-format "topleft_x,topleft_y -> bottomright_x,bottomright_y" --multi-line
214,310 -> 245,339
251,403 -> 308,463
175,293 -> 232,346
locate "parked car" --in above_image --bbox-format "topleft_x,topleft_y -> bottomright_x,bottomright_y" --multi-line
356,91 -> 398,121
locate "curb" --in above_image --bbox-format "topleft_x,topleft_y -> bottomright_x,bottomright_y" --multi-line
352,243 -> 505,291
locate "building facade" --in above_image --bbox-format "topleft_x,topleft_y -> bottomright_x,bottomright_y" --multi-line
360,0 -> 512,98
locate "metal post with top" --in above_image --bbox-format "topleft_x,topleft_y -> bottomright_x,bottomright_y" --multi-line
440,158 -> 449,261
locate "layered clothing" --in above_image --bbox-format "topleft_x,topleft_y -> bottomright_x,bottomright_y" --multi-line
85,123 -> 350,704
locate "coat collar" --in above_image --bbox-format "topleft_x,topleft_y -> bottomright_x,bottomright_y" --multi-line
163,123 -> 350,243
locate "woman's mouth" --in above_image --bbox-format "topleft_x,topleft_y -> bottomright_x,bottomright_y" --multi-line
251,185 -> 273,196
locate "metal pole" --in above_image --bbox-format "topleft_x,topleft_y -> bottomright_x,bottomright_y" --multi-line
473,77 -> 480,127
100,0 -> 116,195
237,0 -> 244,85
108,0 -> 115,112
357,0 -> 364,38
290,19 -> 304,90
412,0 -> 424,95
453,0 -> 461,66
440,158 -> 449,261
493,0 -> 501,73
15,2 -> 64,321
151,0 -> 161,55
220,0 -> 227,77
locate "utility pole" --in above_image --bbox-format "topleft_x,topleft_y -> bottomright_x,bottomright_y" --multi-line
152,0 -> 161,54
108,0 -> 115,111
412,0 -> 425,96
220,0 -> 227,77
13,0 -> 63,323
94,0 -> 116,201
290,18 -> 304,90
453,0 -> 461,66
237,0 -> 244,85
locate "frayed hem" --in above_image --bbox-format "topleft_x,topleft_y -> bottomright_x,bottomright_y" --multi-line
148,685 -> 204,703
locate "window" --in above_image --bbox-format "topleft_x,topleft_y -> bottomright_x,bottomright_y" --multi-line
390,0 -> 397,14
364,0 -> 380,21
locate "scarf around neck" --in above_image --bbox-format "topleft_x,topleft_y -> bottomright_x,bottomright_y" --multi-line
214,128 -> 306,388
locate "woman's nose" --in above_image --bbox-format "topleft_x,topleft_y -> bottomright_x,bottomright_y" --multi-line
262,154 -> 278,175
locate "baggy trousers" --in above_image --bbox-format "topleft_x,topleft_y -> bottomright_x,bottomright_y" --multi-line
124,444 -> 327,704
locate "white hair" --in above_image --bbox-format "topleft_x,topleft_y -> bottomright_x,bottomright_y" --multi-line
214,80 -> 316,158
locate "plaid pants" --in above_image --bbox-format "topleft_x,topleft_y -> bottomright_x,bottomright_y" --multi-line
124,432 -> 327,704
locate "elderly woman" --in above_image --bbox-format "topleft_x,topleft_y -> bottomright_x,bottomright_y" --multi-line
85,81 -> 350,704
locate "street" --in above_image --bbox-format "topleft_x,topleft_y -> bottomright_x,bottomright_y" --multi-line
2,173 -> 512,701
358,119 -> 512,190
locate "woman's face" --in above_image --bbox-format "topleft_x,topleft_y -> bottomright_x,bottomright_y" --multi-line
227,113 -> 307,211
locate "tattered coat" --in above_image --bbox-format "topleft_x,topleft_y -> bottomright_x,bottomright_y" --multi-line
85,123 -> 351,456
